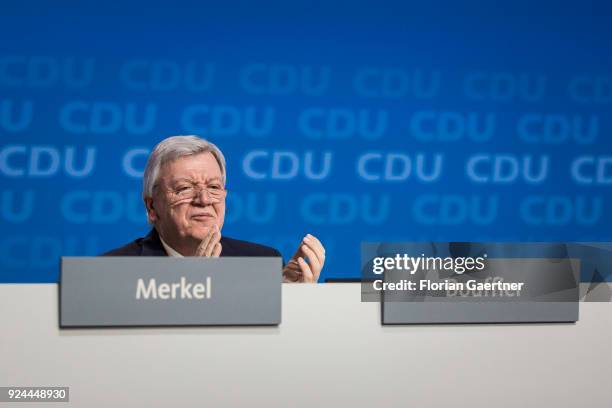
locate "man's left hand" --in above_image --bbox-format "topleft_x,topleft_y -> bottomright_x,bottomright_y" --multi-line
283,234 -> 325,283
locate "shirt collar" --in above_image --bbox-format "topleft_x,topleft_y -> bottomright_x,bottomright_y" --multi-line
159,235 -> 184,257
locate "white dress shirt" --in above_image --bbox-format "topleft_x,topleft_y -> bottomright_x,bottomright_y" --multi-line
159,235 -> 184,257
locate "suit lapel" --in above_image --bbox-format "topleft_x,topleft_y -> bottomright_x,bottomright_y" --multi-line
141,229 -> 168,256
219,237 -> 235,257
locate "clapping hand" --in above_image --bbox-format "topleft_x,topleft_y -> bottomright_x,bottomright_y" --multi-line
195,225 -> 222,257
283,234 -> 326,283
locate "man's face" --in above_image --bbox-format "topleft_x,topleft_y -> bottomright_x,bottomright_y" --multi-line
145,152 -> 226,248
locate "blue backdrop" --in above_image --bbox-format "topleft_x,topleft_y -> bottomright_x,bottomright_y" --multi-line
1,1 -> 611,282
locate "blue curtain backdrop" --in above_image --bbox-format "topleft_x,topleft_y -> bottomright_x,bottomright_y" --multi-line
1,1 -> 611,282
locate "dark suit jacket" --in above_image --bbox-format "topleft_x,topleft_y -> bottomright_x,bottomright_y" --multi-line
102,229 -> 282,258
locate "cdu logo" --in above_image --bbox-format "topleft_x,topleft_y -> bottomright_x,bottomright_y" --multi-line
60,191 -> 146,224
59,102 -> 157,135
0,235 -> 100,269
119,59 -> 215,92
357,152 -> 443,183
463,72 -> 547,102
0,145 -> 96,178
242,150 -> 333,181
300,193 -> 390,225
409,111 -> 495,142
352,67 -> 440,99
412,194 -> 498,225
520,195 -> 602,226
298,108 -> 388,140
181,105 -> 275,138
517,114 -> 599,144
0,56 -> 95,88
466,154 -> 549,184
240,64 -> 331,96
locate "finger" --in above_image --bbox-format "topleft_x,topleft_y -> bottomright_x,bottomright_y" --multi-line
195,227 -> 214,256
305,234 -> 324,253
212,242 -> 222,257
289,237 -> 306,261
298,257 -> 314,282
283,269 -> 301,283
282,269 -> 301,283
205,228 -> 221,257
285,258 -> 301,269
303,237 -> 325,266
201,225 -> 219,256
300,244 -> 321,281
282,260 -> 302,282
301,244 -> 321,272
284,259 -> 302,275
304,240 -> 325,264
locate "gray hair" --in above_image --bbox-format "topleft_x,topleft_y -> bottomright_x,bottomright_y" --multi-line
142,135 -> 227,198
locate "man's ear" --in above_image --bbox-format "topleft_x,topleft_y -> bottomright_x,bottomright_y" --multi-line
144,197 -> 157,224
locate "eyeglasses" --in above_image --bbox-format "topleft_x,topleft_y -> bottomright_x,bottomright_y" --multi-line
164,183 -> 227,203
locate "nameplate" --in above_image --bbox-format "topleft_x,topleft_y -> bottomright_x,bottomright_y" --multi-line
361,242 -> 582,324
60,257 -> 282,327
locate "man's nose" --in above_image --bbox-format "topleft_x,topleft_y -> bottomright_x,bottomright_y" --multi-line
193,188 -> 215,205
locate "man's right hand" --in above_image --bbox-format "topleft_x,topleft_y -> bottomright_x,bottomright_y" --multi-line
195,225 -> 222,257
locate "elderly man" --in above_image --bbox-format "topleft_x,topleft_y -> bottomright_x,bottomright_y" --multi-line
104,135 -> 325,283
